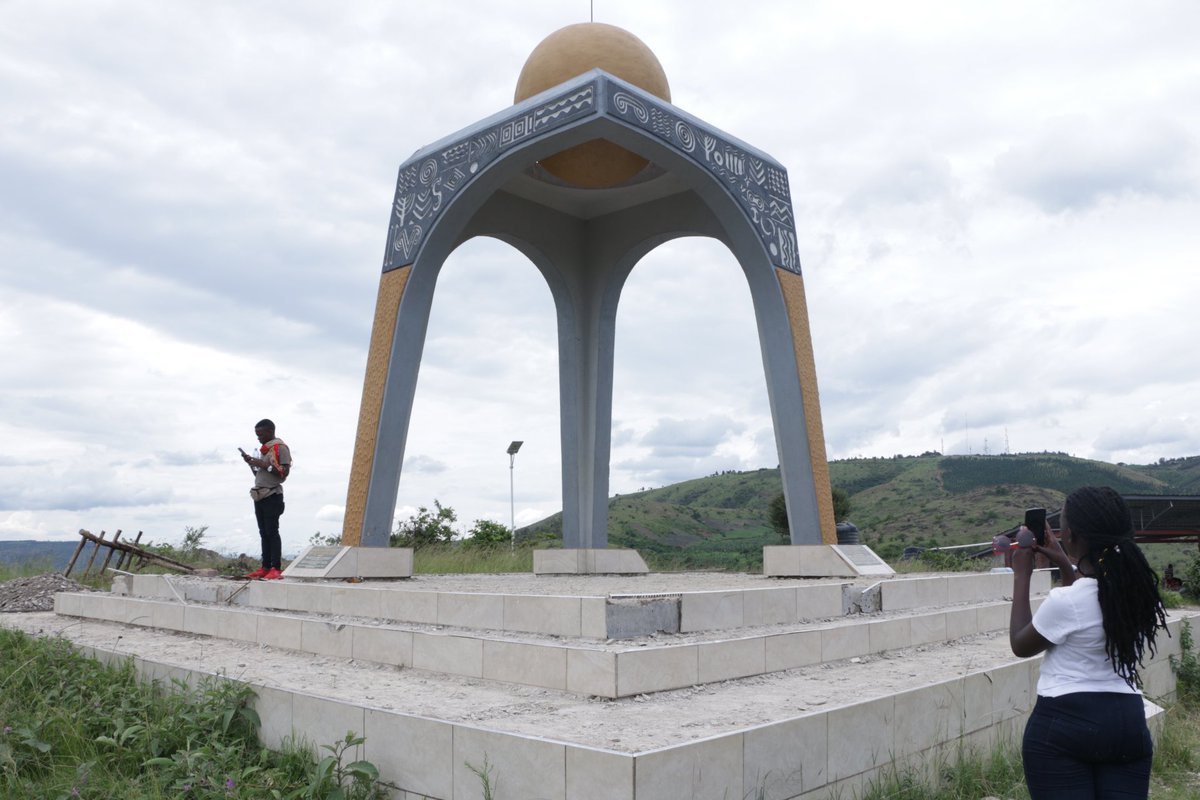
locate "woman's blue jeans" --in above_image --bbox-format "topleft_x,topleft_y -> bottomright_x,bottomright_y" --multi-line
1022,692 -> 1152,799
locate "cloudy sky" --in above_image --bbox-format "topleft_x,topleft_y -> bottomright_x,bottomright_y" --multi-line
2,1 -> 1198,555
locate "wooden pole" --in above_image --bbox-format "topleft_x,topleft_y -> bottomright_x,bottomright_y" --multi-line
72,528 -> 194,574
81,530 -> 106,578
131,531 -> 145,570
98,529 -> 122,575
116,531 -> 144,571
64,531 -> 90,578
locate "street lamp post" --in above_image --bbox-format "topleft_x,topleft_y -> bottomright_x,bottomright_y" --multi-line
507,441 -> 523,550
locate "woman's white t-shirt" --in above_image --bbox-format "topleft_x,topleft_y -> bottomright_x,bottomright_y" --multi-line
1031,577 -> 1140,697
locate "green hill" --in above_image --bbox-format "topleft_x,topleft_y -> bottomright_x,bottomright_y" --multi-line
0,540 -> 81,571
519,452 -> 1200,568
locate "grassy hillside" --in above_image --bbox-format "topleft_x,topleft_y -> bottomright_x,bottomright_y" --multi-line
520,452 -> 1200,569
0,540 -> 80,571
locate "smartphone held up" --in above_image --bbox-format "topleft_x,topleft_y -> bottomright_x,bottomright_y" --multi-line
1023,507 -> 1047,547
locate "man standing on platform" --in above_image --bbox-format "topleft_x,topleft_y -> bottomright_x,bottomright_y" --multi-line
240,418 -> 291,579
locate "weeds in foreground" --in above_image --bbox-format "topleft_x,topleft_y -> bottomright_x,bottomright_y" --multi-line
857,700 -> 1200,799
297,732 -> 381,800
0,627 -> 386,799
465,754 -> 497,800
1169,621 -> 1200,706
860,737 -> 1029,800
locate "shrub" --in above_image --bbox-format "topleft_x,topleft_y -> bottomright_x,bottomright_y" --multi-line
1169,621 -> 1200,707
466,519 -> 511,547
1161,590 -> 1185,609
1180,555 -> 1200,599
390,500 -> 458,548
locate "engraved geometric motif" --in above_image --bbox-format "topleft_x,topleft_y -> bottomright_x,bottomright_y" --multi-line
382,76 -> 800,273
383,84 -> 598,269
609,86 -> 800,273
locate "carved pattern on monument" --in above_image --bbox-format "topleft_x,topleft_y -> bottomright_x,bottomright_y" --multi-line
383,84 -> 598,269
381,76 -> 801,273
607,86 -> 800,274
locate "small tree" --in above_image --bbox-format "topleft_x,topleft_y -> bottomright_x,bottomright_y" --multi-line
831,486 -> 852,521
181,525 -> 208,556
769,486 -> 853,541
769,493 -> 789,541
466,519 -> 512,547
389,500 -> 458,548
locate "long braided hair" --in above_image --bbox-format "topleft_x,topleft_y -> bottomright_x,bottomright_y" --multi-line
1064,486 -> 1168,687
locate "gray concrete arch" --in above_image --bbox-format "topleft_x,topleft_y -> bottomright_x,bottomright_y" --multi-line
343,70 -> 835,551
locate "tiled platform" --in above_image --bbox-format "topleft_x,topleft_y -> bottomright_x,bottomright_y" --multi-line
10,569 -> 1196,800
106,570 -> 1043,636
57,590 -> 1032,698
52,571 -> 1054,698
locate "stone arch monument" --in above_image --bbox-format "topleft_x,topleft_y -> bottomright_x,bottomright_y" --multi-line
335,23 -> 884,577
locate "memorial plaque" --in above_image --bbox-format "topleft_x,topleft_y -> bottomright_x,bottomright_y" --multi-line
282,545 -> 353,579
831,544 -> 894,575
281,545 -> 415,580
292,546 -> 343,571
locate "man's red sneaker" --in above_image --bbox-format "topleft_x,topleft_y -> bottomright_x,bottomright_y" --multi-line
244,568 -> 268,579
263,568 -> 284,580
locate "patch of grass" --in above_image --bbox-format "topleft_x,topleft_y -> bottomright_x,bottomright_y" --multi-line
860,701 -> 1200,799
0,560 -> 59,582
1151,701 -> 1200,798
1169,621 -> 1200,707
1161,590 -> 1186,609
861,737 -> 1030,800
413,542 -> 534,573
0,627 -> 387,799
891,550 -> 991,574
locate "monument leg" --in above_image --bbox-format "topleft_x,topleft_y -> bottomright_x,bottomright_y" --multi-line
342,267 -> 411,547
536,254 -> 646,575
358,266 -> 438,547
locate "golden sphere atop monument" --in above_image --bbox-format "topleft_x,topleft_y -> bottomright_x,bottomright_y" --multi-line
515,23 -> 671,189
515,22 -> 671,104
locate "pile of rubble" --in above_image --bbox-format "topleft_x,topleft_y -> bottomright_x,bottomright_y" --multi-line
0,573 -> 97,613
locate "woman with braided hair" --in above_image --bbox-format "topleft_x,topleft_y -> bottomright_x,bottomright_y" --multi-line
1009,485 -> 1169,799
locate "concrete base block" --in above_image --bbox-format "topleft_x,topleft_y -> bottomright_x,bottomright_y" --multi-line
607,596 -> 680,638
354,547 -> 414,579
283,546 -> 413,580
763,544 -> 894,577
533,549 -> 649,575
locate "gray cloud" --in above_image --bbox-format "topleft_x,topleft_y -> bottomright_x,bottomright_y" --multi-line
403,455 -> 449,475
0,480 -> 172,512
640,416 -> 746,456
153,450 -> 227,467
994,118 -> 1197,213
